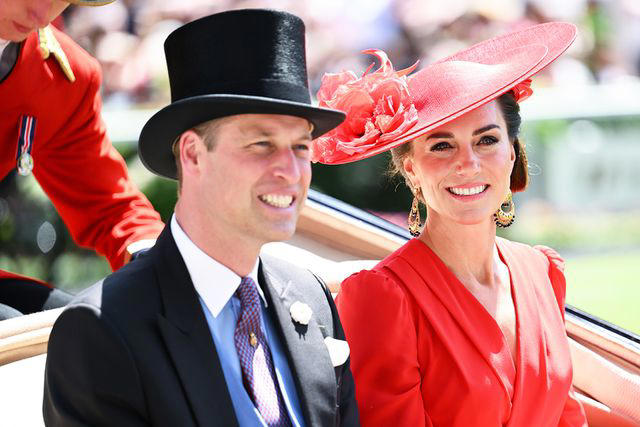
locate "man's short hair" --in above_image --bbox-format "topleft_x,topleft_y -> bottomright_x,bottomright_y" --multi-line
172,117 -> 225,191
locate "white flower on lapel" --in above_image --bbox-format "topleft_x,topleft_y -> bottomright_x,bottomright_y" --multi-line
324,337 -> 350,367
289,301 -> 312,325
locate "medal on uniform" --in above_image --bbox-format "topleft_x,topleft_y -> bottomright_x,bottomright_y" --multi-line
16,115 -> 37,176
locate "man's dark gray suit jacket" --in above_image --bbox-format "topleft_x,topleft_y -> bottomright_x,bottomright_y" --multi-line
43,226 -> 359,426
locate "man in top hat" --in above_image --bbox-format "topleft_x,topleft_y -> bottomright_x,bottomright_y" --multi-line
0,0 -> 164,319
43,9 -> 359,426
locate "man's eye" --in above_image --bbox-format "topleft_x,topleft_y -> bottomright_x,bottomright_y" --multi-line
251,141 -> 272,149
430,142 -> 452,151
294,144 -> 310,151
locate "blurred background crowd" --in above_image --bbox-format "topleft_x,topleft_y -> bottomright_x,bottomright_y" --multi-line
63,0 -> 640,108
1,0 -> 639,332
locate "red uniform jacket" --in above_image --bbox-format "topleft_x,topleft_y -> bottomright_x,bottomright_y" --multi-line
0,28 -> 163,282
337,238 -> 587,426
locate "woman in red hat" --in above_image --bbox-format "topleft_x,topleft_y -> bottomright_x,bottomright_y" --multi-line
314,23 -> 588,426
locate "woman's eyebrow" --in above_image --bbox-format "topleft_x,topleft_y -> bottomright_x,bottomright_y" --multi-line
425,124 -> 501,140
425,132 -> 454,140
472,124 -> 500,136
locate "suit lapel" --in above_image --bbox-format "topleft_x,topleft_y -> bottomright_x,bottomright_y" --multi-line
153,227 -> 238,427
260,260 -> 337,427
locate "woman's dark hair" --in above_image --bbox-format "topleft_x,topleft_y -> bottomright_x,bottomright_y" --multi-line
389,92 -> 529,197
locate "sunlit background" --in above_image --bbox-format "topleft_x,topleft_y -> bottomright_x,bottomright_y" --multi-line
1,0 -> 639,333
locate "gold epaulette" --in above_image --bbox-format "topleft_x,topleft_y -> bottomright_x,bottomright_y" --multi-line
37,26 -> 76,83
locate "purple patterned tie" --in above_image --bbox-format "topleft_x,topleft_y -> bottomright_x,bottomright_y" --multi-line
234,277 -> 292,427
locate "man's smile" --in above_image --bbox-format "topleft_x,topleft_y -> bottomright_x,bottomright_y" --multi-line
259,193 -> 295,208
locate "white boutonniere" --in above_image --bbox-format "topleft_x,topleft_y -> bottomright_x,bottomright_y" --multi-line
290,301 -> 313,325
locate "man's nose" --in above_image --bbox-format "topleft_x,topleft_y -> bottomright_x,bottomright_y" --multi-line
273,148 -> 302,183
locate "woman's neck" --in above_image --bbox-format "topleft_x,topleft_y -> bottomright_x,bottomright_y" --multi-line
420,212 -> 499,287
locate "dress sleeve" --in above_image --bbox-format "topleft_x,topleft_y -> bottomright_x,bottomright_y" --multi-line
33,61 -> 163,271
534,245 -> 588,426
336,269 -> 432,427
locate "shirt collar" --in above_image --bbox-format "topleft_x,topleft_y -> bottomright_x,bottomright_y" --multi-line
0,39 -> 10,57
170,214 -> 264,318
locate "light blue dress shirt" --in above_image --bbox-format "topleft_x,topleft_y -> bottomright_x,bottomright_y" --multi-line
171,215 -> 306,427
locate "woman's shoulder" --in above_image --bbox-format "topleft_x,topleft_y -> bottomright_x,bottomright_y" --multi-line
341,265 -> 395,292
339,258 -> 410,306
498,238 -> 567,309
497,237 -> 565,272
336,260 -> 418,332
341,239 -> 420,287
532,244 -> 565,272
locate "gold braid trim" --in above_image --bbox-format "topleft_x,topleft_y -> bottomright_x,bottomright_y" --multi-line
37,26 -> 75,83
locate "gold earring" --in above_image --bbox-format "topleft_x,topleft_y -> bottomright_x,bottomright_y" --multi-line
408,193 -> 422,237
494,190 -> 515,228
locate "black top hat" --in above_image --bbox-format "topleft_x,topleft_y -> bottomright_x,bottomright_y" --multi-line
139,9 -> 346,179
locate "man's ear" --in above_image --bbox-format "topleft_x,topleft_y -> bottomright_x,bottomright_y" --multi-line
179,130 -> 205,177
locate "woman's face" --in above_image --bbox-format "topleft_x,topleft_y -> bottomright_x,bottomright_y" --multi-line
403,100 -> 515,226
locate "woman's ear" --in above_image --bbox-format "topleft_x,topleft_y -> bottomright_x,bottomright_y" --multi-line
403,155 -> 419,191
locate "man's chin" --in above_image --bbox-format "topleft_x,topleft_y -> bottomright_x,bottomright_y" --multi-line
258,224 -> 297,245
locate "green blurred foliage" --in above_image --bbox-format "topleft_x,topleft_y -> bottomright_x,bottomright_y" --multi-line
566,251 -> 640,335
142,177 -> 178,223
312,152 -> 413,212
499,211 -> 640,254
51,253 -> 111,294
524,119 -> 568,147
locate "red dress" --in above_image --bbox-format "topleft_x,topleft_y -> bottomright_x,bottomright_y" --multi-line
336,237 -> 587,426
0,27 -> 163,281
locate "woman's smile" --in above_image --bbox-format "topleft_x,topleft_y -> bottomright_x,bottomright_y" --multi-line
446,184 -> 489,198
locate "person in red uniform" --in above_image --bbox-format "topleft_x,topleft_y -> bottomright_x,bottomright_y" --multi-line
312,23 -> 588,426
0,0 -> 164,319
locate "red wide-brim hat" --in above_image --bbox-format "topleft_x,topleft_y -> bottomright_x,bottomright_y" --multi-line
312,22 -> 577,165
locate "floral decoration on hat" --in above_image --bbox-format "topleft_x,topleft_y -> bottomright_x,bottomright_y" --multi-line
511,78 -> 533,102
311,50 -> 419,164
311,22 -> 577,166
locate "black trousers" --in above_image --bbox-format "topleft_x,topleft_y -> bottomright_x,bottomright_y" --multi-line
0,279 -> 73,320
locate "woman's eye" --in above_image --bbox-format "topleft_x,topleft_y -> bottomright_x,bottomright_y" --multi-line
479,135 -> 498,145
430,141 -> 452,152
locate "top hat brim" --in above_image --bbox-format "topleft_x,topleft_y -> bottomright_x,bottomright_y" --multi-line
139,95 -> 346,179
317,22 -> 577,165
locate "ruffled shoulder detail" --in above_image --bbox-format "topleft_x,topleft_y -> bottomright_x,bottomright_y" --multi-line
337,266 -> 412,315
533,244 -> 565,273
340,267 -> 398,297
533,245 -> 567,316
